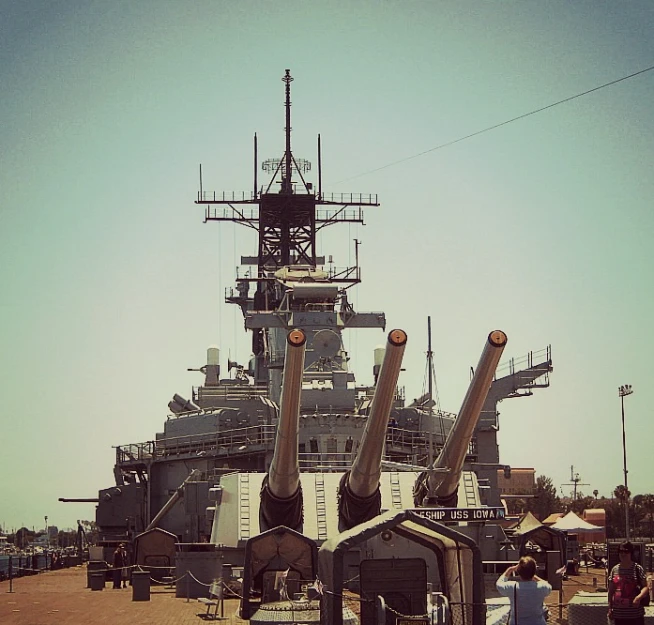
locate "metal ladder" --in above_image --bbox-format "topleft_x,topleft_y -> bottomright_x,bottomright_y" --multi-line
390,471 -> 403,508
462,472 -> 478,507
239,473 -> 251,539
314,473 -> 328,541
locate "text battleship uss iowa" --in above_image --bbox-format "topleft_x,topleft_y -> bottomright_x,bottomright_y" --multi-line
64,70 -> 555,624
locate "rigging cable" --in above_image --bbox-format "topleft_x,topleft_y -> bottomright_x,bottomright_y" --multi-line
336,63 -> 654,184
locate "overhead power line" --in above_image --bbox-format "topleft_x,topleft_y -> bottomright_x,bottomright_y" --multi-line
336,63 -> 654,184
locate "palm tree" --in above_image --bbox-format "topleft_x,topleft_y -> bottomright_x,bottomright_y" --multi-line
614,485 -> 630,501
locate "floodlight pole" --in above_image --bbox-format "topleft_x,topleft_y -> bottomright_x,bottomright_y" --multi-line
618,384 -> 634,540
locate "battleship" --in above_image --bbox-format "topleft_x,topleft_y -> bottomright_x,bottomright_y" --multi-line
61,70 -> 558,624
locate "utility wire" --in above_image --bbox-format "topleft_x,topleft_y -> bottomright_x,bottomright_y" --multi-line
336,63 -> 654,184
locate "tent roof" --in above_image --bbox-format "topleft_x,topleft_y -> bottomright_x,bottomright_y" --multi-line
542,513 -> 564,525
551,510 -> 604,532
509,511 -> 543,535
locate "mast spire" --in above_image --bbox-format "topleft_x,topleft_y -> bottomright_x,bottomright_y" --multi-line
282,69 -> 294,194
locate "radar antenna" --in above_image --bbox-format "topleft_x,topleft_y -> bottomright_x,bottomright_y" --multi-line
422,316 -> 445,464
283,69 -> 293,194
562,465 -> 590,500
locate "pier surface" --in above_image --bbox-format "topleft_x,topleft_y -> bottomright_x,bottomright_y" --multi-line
0,563 -> 625,624
1,566 -> 245,625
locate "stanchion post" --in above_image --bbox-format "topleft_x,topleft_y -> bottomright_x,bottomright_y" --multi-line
218,576 -> 224,618
8,555 -> 14,593
558,588 -> 563,620
186,570 -> 190,603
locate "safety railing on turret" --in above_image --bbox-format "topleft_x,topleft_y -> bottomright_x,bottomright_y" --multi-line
494,345 -> 552,380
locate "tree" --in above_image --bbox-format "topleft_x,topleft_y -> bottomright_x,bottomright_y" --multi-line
79,520 -> 99,545
614,485 -> 630,502
570,495 -> 595,516
633,494 -> 654,540
506,497 -> 528,516
529,475 -> 560,520
612,485 -> 632,538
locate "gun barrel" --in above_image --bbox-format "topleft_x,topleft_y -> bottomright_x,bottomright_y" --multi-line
348,329 -> 407,499
145,469 -> 202,531
429,330 -> 507,502
267,328 -> 306,499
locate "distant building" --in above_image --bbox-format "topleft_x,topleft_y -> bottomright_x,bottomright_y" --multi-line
497,467 -> 535,497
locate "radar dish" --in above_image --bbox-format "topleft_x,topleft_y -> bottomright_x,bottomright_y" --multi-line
312,329 -> 341,359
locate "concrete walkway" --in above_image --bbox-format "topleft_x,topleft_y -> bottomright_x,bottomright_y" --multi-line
0,566 -> 244,625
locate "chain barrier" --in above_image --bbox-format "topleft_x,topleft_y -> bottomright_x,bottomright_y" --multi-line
148,572 -> 187,585
220,579 -> 243,599
186,570 -> 213,587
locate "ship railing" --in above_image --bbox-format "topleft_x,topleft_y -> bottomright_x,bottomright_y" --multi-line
385,427 -> 433,449
191,385 -> 270,403
356,385 -> 406,404
115,441 -> 155,464
198,191 -> 257,203
298,451 -> 455,472
494,345 -> 552,378
317,192 -> 379,205
204,206 -> 259,221
116,425 -> 277,464
299,453 -> 354,470
315,208 -> 364,222
154,425 -> 276,458
326,265 -> 359,281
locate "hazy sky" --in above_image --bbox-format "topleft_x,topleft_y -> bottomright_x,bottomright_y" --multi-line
1,1 -> 653,532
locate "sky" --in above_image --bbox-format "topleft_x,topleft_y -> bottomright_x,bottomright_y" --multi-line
1,0 -> 653,533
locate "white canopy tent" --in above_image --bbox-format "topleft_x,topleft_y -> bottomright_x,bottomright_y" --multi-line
551,511 -> 603,532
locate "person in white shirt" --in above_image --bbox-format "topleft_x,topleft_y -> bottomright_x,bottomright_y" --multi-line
496,556 -> 552,625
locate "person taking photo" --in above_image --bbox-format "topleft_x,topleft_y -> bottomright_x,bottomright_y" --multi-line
496,555 -> 552,625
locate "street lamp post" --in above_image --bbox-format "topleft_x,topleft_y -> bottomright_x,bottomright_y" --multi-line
618,384 -> 634,540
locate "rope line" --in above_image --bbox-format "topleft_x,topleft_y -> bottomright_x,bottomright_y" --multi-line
335,62 -> 654,183
186,570 -> 213,587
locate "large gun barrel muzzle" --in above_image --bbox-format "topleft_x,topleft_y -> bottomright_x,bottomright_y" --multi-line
267,328 -> 306,499
348,329 -> 407,499
427,330 -> 507,505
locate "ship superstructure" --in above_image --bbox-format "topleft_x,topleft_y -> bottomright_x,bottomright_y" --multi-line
80,72 -> 555,597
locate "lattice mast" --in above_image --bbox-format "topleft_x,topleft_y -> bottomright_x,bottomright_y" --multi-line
196,69 -> 380,384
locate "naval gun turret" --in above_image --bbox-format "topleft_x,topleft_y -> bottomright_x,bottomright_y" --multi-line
259,328 -> 307,532
413,330 -> 508,507
338,329 -> 407,531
